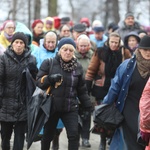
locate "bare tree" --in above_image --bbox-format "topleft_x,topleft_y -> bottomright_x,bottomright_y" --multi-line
48,0 -> 58,16
34,0 -> 41,19
28,0 -> 31,28
12,0 -> 17,21
112,0 -> 120,24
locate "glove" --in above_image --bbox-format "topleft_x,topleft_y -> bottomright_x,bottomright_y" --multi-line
140,131 -> 150,144
85,80 -> 92,95
48,74 -> 62,86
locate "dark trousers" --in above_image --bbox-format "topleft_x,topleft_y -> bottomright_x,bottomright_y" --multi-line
41,110 -> 79,150
80,113 -> 91,139
1,121 -> 26,150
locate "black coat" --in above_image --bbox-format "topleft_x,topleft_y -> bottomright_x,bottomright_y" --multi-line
36,54 -> 92,112
0,47 -> 37,122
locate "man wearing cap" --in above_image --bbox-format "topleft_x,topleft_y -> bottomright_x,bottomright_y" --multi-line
72,23 -> 97,51
72,23 -> 87,41
0,20 -> 15,49
0,32 -> 38,150
89,26 -> 108,48
116,12 -> 142,40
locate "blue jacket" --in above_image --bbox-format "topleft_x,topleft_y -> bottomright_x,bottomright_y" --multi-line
103,55 -> 136,150
89,34 -> 108,48
31,39 -> 58,69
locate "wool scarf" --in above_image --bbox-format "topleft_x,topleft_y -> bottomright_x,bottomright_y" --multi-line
60,56 -> 77,72
135,49 -> 150,78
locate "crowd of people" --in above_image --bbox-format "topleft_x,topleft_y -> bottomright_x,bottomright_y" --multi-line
0,12 -> 150,150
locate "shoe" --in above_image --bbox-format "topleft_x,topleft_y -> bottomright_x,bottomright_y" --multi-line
82,139 -> 91,147
99,138 -> 106,150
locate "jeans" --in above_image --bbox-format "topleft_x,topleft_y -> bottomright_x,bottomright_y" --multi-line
41,110 -> 79,150
1,121 -> 26,150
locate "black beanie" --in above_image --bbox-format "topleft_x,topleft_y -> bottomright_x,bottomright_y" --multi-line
11,32 -> 28,48
57,37 -> 76,50
138,35 -> 150,50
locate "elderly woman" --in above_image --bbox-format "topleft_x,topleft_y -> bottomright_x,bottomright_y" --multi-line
102,35 -> 150,150
36,37 -> 92,150
31,19 -> 45,46
0,32 -> 37,150
0,20 -> 15,49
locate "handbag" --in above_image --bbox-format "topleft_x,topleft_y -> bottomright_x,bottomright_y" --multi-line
27,58 -> 54,145
91,103 -> 124,135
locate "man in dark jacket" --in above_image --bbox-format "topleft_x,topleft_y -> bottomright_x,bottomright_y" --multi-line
116,12 -> 142,40
0,32 -> 38,150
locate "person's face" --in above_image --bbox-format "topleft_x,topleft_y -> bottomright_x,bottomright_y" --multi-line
128,36 -> 138,49
33,23 -> 44,35
12,39 -> 25,55
46,23 -> 53,30
44,35 -> 57,51
4,25 -> 15,36
60,25 -> 70,37
139,49 -> 150,60
72,31 -> 79,40
60,45 -> 74,62
125,16 -> 134,26
78,38 -> 89,54
109,36 -> 120,51
94,31 -> 103,40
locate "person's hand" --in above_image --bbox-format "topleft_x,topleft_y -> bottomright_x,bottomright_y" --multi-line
48,74 -> 63,86
140,131 -> 150,144
85,80 -> 92,95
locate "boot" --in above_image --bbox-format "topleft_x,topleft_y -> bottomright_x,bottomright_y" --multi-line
82,138 -> 91,147
99,136 -> 106,150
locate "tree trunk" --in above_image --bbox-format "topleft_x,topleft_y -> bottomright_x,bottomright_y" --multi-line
112,0 -> 120,24
12,0 -> 17,21
34,0 -> 41,19
48,0 -> 57,16
28,0 -> 31,29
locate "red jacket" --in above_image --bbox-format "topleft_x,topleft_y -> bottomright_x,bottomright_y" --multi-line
140,77 -> 150,149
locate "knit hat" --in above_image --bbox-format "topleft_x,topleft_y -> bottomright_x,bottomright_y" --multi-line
1,20 -> 15,31
73,23 -> 86,33
11,32 -> 28,48
138,35 -> 150,49
57,37 -> 76,50
80,18 -> 90,27
32,19 -> 44,29
125,12 -> 134,19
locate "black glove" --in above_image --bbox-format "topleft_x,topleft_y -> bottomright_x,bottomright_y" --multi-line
48,74 -> 62,86
80,107 -> 92,121
85,80 -> 92,95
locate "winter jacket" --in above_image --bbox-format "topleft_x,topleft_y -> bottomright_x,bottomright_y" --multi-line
0,31 -> 11,49
102,55 -> 137,150
31,39 -> 58,69
85,44 -> 131,100
36,54 -> 92,112
116,21 -> 141,40
0,46 -> 37,122
140,77 -> 150,149
89,34 -> 108,48
75,49 -> 93,77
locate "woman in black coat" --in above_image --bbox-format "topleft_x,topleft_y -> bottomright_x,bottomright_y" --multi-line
36,37 -> 92,150
0,32 -> 38,150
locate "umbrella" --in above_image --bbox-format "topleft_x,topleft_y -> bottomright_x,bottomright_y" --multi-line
27,86 -> 52,149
